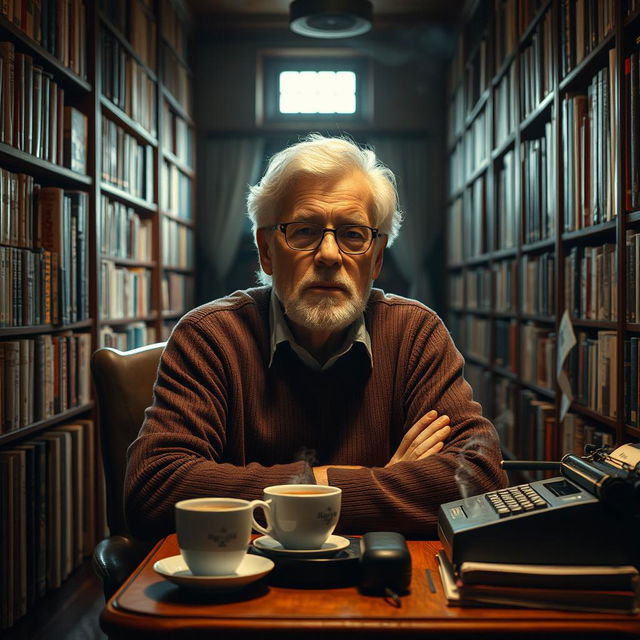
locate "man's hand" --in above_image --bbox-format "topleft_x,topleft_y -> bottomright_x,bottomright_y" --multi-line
385,410 -> 451,467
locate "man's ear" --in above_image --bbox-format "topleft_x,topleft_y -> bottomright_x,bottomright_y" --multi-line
372,235 -> 388,279
256,228 -> 274,276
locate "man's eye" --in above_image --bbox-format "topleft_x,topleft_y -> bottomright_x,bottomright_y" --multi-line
291,225 -> 319,237
341,227 -> 367,240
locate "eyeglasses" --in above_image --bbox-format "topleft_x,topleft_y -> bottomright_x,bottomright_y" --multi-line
269,222 -> 381,255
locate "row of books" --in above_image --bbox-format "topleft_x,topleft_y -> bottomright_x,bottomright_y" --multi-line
519,9 -> 553,118
626,230 -> 640,322
100,0 -> 156,71
161,272 -> 194,315
495,150 -> 516,249
625,337 -> 640,428
464,268 -> 491,312
522,120 -> 556,244
100,321 -> 157,350
517,390 -> 613,464
99,260 -> 152,320
521,252 -> 555,316
447,86 -> 464,147
493,0 -> 518,72
1,186 -> 89,327
448,143 -> 464,197
160,160 -> 192,219
495,318 -> 517,372
448,272 -> 464,310
464,315 -> 490,363
101,117 -> 154,201
464,36 -> 488,112
100,195 -> 153,261
493,62 -> 517,147
0,332 -> 91,433
160,0 -> 188,65
0,418 -> 106,630
562,52 -> 618,231
560,0 -> 615,77
0,0 -> 87,78
462,176 -> 487,259
625,42 -> 640,210
0,42 -> 87,171
101,28 -> 157,136
162,102 -> 193,168
463,107 -> 489,178
521,323 -> 556,391
447,198 -> 463,263
564,243 -> 618,322
162,43 -> 192,116
566,330 -> 618,419
161,216 -> 194,269
494,259 -> 517,312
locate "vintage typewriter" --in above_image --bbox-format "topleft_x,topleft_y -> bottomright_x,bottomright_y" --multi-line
438,444 -> 640,568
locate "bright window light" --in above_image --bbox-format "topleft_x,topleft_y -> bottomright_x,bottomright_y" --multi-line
279,70 -> 356,114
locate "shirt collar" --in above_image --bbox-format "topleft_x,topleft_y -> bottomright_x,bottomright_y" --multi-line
268,290 -> 373,371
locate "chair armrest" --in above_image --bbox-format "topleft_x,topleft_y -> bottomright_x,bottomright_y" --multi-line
92,535 -> 153,600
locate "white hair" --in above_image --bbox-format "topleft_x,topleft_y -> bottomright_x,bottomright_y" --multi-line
247,134 -> 402,244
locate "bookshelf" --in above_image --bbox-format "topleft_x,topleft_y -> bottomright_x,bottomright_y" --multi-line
0,0 -> 196,631
446,0 -> 639,466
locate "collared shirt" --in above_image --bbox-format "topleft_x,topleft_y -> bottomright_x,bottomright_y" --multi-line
268,291 -> 373,371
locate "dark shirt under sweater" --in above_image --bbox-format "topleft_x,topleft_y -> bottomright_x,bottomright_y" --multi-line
124,287 -> 507,540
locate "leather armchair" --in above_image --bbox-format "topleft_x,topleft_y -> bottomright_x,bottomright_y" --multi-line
91,342 -> 166,599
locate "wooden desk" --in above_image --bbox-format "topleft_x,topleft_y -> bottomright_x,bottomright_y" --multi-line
101,535 -> 640,639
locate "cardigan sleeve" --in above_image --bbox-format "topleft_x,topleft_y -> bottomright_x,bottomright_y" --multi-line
124,317 -> 313,541
328,311 -> 508,537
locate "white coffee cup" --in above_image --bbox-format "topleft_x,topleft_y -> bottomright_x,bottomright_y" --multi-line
251,484 -> 342,550
175,497 -> 269,576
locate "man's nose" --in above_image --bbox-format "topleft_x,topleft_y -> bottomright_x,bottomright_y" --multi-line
314,230 -> 342,266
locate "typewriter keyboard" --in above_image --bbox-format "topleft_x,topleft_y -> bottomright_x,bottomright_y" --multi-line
485,484 -> 548,518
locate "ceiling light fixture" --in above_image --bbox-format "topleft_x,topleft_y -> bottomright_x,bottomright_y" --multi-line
289,0 -> 373,39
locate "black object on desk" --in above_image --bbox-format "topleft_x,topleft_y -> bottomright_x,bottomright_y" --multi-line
359,532 -> 412,595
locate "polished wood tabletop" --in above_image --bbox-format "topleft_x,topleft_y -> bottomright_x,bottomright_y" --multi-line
100,535 -> 640,639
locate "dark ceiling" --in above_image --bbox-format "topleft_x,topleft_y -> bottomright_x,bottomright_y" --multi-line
185,0 -> 467,30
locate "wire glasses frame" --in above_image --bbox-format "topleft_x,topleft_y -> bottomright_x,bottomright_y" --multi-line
269,222 -> 381,255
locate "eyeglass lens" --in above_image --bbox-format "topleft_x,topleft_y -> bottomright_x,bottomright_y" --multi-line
286,223 -> 372,253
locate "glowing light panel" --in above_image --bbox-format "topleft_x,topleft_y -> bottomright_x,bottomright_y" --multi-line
279,71 -> 356,114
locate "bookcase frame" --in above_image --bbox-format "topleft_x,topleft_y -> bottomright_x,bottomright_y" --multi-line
447,0 -> 640,461
0,0 -> 196,630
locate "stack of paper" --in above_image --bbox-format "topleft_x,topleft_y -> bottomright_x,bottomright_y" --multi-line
436,552 -> 640,614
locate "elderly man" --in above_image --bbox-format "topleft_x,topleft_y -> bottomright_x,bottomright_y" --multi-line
124,135 -> 506,540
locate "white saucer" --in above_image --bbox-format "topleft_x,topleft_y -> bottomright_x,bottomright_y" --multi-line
252,534 -> 351,558
153,553 -> 274,591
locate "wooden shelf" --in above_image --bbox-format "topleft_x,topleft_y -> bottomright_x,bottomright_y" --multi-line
562,219 -> 617,242
99,12 -> 158,81
0,143 -> 92,186
571,318 -> 618,330
162,265 -> 194,274
519,91 -> 554,133
521,313 -> 556,324
161,210 -> 194,226
100,182 -> 158,212
162,149 -> 194,176
520,380 -> 555,399
0,319 -> 93,337
100,256 -> 157,268
162,86 -> 194,125
101,314 -> 158,327
0,402 -> 95,446
101,96 -> 158,146
559,31 -> 616,91
0,15 -> 91,91
521,237 -> 555,253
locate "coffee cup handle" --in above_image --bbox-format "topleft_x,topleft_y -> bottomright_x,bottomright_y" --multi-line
249,499 -> 272,537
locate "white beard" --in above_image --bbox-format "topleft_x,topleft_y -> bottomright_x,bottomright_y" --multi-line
276,273 -> 372,332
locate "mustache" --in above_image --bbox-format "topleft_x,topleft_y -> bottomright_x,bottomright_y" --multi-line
298,272 -> 355,293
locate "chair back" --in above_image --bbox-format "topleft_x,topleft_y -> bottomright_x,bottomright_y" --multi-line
91,342 -> 166,536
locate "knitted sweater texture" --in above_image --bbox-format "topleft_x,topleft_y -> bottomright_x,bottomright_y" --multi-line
124,287 -> 507,539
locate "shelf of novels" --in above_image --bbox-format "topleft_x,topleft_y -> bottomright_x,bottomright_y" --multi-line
446,0 -> 636,469
0,12 -> 90,91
